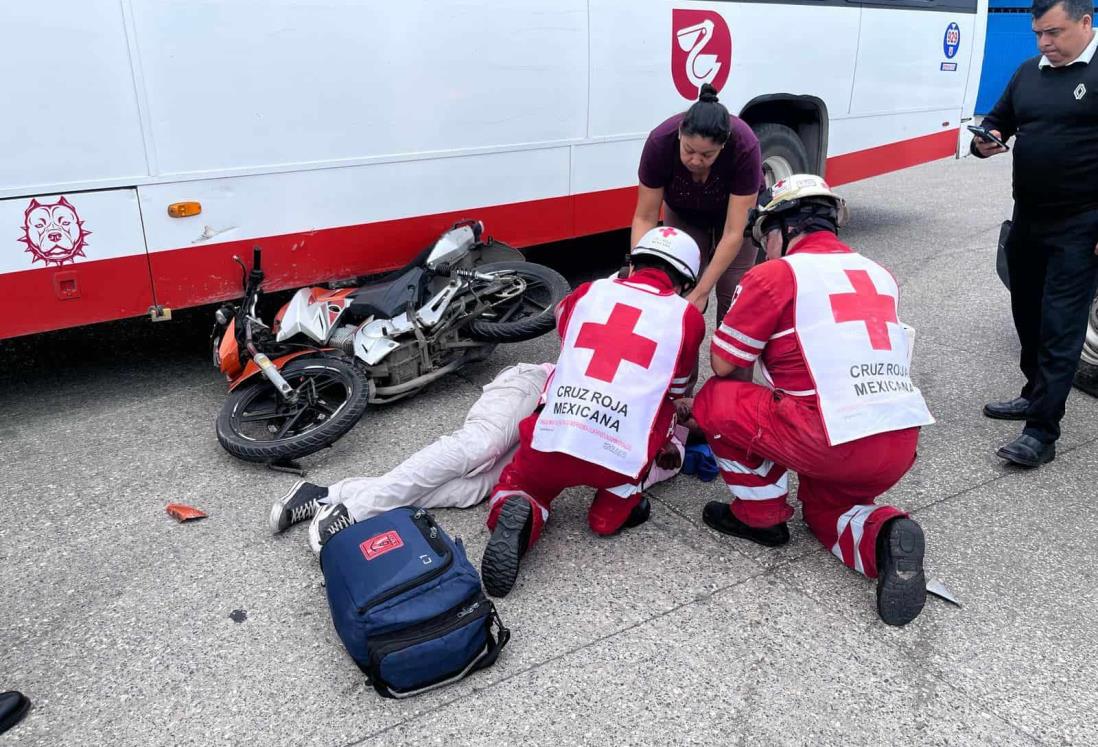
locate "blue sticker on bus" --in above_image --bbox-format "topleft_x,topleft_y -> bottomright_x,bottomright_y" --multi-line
943,22 -> 961,59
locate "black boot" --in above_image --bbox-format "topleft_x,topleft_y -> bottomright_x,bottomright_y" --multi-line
875,517 -> 926,626
0,691 -> 30,735
702,501 -> 789,547
481,497 -> 533,598
621,497 -> 652,529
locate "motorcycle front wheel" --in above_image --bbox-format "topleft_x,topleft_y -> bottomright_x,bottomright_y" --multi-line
216,356 -> 369,463
467,261 -> 571,343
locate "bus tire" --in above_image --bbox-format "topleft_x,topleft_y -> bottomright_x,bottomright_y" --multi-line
1076,293 -> 1098,398
215,357 -> 370,463
1075,361 -> 1098,398
756,122 -> 811,186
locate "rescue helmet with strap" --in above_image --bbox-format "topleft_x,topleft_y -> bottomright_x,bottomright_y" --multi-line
747,174 -> 849,254
630,226 -> 701,289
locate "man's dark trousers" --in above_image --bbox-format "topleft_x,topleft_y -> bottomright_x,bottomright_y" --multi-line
1005,208 -> 1098,443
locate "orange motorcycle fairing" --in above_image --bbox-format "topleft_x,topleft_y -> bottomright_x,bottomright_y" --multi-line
227,350 -> 339,391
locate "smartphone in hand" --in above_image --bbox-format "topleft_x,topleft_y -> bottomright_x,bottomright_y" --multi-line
967,125 -> 1009,151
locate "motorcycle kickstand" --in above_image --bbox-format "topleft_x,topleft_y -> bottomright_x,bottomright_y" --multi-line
267,459 -> 307,477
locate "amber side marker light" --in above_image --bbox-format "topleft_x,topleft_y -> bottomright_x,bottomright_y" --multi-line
168,201 -> 202,218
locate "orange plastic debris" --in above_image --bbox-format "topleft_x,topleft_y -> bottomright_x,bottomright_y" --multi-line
166,503 -> 208,522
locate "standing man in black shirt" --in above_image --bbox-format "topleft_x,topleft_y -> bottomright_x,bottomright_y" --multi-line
975,0 -> 1098,467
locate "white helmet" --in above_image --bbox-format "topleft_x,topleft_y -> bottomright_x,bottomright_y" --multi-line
631,226 -> 701,287
749,174 -> 849,246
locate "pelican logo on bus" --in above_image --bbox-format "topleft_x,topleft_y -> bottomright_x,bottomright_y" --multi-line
18,196 -> 91,268
671,10 -> 732,100
943,22 -> 961,59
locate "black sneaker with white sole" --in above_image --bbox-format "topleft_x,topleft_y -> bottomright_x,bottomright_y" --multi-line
481,497 -> 532,598
269,481 -> 329,533
875,517 -> 927,626
309,502 -> 355,555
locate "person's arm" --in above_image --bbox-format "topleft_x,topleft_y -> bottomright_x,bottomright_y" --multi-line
554,282 -> 591,341
686,192 -> 756,310
709,265 -> 785,377
972,66 -> 1020,158
668,305 -> 707,400
631,184 -> 664,248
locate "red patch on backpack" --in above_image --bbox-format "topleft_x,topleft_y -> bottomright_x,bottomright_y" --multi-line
360,530 -> 404,560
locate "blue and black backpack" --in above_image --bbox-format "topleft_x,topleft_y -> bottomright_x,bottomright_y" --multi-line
320,506 -> 510,698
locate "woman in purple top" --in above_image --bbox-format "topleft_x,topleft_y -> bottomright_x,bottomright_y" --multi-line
632,84 -> 763,325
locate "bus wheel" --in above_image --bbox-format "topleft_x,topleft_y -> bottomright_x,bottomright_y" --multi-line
756,123 -> 810,187
1075,294 -> 1098,398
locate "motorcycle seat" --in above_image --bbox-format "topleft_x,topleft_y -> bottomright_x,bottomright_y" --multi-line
348,265 -> 427,320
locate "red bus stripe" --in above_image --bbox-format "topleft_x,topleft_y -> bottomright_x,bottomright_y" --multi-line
825,129 -> 959,186
1,130 -> 958,339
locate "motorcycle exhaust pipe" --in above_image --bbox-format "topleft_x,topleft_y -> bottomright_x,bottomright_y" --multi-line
250,348 -> 296,400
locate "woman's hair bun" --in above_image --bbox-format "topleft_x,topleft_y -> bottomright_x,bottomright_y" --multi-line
698,83 -> 720,103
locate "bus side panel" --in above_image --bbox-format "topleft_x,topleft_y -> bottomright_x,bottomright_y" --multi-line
0,1 -> 148,197
825,110 -> 962,184
847,6 -> 977,143
0,190 -> 153,340
570,140 -> 646,236
588,0 -> 860,138
959,0 -> 991,156
139,149 -> 574,308
129,0 -> 589,176
577,0 -> 860,212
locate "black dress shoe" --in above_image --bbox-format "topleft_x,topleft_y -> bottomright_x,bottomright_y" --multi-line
996,434 -> 1055,467
983,397 -> 1030,420
0,691 -> 31,735
702,501 -> 790,547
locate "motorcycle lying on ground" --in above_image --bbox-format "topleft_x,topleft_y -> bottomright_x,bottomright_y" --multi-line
210,220 -> 570,467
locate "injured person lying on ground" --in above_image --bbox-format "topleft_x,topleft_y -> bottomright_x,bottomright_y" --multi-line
268,361 -> 691,555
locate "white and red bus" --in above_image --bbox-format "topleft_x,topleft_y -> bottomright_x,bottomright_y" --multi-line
0,0 -> 987,340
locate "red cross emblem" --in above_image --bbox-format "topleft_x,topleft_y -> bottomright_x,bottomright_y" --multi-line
828,270 -> 898,351
659,227 -> 678,237
575,304 -> 658,383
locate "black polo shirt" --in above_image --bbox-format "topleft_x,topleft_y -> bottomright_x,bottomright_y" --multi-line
978,32 -> 1098,215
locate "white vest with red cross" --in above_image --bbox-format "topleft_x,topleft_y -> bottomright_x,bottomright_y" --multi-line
781,251 -> 934,446
531,278 -> 687,477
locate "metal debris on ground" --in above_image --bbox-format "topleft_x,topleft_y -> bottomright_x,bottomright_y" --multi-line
166,503 -> 208,522
926,577 -> 961,607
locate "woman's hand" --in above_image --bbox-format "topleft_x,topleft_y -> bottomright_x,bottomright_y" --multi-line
686,287 -> 708,312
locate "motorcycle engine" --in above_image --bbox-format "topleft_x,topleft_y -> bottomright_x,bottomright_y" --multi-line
328,324 -> 358,354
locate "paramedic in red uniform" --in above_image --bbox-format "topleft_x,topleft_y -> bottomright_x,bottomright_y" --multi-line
480,228 -> 707,598
692,175 -> 936,626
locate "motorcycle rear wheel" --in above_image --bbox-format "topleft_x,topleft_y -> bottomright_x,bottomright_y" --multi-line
216,356 -> 369,463
467,261 -> 571,343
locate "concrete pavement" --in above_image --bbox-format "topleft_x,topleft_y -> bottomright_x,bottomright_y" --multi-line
1,152 -> 1095,746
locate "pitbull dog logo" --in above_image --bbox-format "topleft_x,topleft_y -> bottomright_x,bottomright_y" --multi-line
18,196 -> 90,267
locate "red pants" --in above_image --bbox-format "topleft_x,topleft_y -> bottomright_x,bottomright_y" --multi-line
693,379 -> 920,579
485,413 -> 651,546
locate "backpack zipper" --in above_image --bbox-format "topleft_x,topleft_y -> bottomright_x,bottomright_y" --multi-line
369,596 -> 490,659
356,509 -> 453,615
